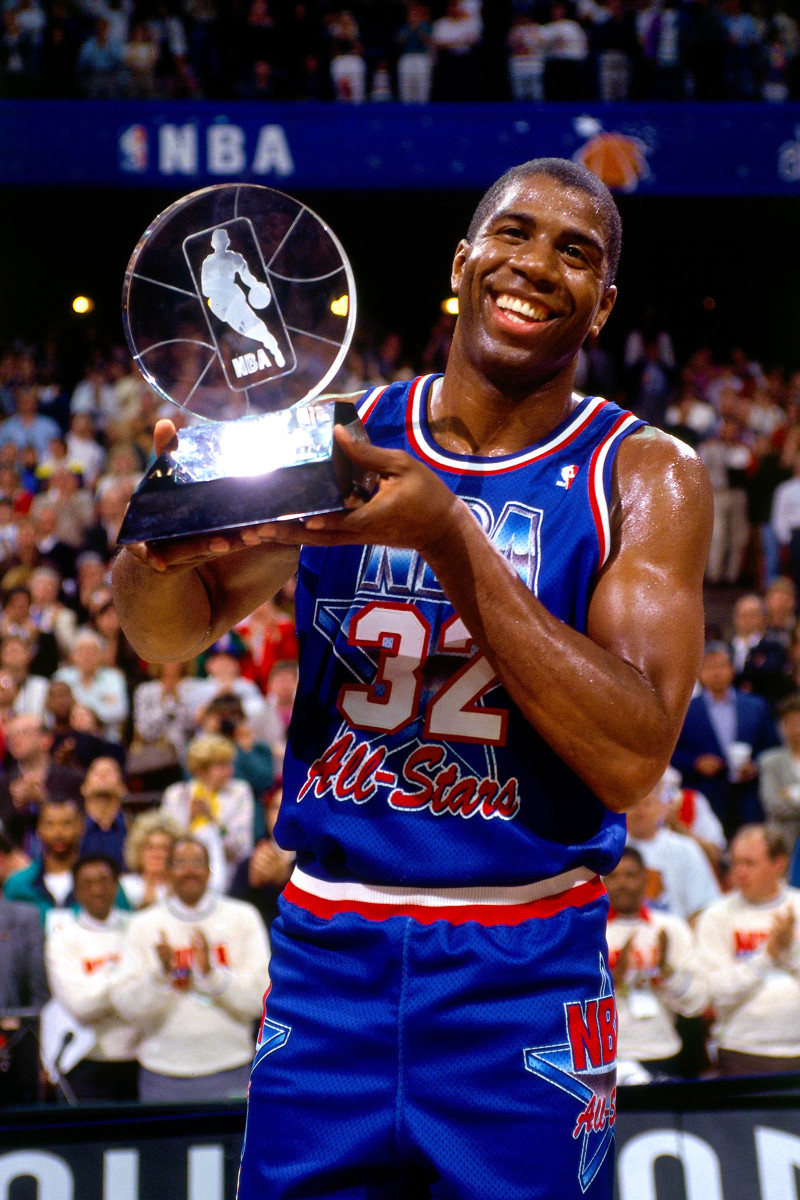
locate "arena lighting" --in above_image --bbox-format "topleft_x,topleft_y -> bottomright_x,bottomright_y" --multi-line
72,295 -> 95,315
702,296 -> 717,311
441,296 -> 459,315
330,295 -> 348,316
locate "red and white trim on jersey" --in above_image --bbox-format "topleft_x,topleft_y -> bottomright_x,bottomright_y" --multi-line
356,385 -> 389,425
399,375 -> 610,477
588,411 -> 642,568
283,865 -> 605,926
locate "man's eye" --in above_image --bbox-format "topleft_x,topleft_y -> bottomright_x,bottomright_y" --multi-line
497,226 -> 526,239
563,245 -> 588,263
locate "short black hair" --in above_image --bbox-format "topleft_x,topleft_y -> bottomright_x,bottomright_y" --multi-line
465,157 -> 622,285
618,845 -> 646,871
73,854 -> 120,884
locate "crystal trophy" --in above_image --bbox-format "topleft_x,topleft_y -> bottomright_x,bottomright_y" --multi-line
117,184 -> 372,545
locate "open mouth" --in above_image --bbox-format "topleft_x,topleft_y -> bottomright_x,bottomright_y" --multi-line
493,293 -> 555,327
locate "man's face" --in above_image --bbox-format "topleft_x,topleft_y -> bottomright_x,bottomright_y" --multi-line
169,841 -> 211,907
733,598 -> 765,638
37,803 -> 83,858
781,710 -> 800,751
451,174 -> 616,391
605,854 -> 647,915
6,716 -> 46,763
74,861 -> 117,921
83,756 -> 125,801
699,651 -> 735,695
624,789 -> 666,840
1,638 -> 31,676
730,831 -> 787,904
46,681 -> 74,722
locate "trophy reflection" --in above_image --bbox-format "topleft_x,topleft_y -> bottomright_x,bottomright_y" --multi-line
117,184 -> 372,546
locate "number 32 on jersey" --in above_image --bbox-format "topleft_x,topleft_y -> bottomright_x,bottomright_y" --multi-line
338,601 -> 508,746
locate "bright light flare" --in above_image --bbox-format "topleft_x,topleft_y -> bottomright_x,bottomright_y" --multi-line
72,296 -> 95,315
442,297 -> 459,316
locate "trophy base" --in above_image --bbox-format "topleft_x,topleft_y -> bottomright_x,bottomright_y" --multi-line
117,399 -> 376,545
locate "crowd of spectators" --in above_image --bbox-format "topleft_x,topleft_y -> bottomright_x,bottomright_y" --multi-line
3,300 -> 800,1099
2,0 -> 800,103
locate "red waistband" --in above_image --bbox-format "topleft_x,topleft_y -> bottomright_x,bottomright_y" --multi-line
283,874 -> 607,927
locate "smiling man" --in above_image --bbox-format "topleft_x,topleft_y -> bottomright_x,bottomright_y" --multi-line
112,159 -> 712,1200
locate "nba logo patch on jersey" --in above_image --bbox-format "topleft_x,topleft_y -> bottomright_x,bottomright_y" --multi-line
523,956 -> 616,1193
556,464 -> 579,490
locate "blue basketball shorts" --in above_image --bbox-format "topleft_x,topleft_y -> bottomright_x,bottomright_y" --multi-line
238,868 -> 617,1200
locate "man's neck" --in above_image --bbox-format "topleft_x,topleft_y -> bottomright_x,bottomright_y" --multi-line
42,850 -> 76,875
435,354 -> 580,457
85,796 -> 121,829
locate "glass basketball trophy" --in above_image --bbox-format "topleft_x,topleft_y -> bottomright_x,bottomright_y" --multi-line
117,184 -> 372,545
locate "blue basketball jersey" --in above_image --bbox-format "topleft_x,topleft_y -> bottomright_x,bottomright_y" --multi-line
274,374 -> 646,888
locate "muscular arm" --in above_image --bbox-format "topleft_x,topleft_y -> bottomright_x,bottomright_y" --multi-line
421,428 -> 712,810
111,421 -> 299,663
259,424 -> 711,812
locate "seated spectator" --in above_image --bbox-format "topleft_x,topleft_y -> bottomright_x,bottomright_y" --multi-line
33,503 -> 78,584
759,695 -> 800,855
160,733 -> 255,890
87,589 -> 146,695
199,697 -> 274,841
113,836 -> 270,1102
229,790 -> 293,933
626,773 -> 721,922
3,796 -> 84,924
0,883 -> 48,1105
0,384 -> 60,460
263,659 -> 298,768
32,465 -> 95,551
606,847 -> 707,1080
0,517 -> 43,593
0,711 -> 84,853
120,811 -> 181,910
43,854 -> 139,1101
131,660 -> 198,777
193,635 -> 271,734
65,411 -> 106,488
729,593 -> 766,675
0,584 -> 58,678
44,679 -> 126,773
79,757 -> 129,870
28,566 -> 77,659
661,765 -> 726,873
236,597 -> 298,693
696,824 -> 800,1074
671,642 -> 780,839
54,628 -> 129,741
330,37 -> 367,101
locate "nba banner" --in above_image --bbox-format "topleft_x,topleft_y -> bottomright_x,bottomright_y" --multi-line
3,1084 -> 800,1199
4,100 -> 800,194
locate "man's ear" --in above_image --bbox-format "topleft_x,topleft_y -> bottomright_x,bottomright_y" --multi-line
451,239 -> 469,294
590,285 -> 617,340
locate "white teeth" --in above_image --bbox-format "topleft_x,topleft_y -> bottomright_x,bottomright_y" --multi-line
495,295 -> 550,321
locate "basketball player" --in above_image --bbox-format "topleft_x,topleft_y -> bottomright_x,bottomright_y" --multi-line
201,228 -> 286,367
112,159 -> 712,1199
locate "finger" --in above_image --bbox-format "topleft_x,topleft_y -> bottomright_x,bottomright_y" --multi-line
154,418 -> 178,457
333,424 -> 405,473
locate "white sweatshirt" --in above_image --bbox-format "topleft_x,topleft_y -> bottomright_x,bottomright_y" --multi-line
607,906 -> 707,1063
695,885 -> 800,1056
112,891 -> 270,1077
45,909 -> 139,1063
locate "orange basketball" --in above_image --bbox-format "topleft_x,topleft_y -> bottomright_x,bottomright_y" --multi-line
576,133 -> 646,192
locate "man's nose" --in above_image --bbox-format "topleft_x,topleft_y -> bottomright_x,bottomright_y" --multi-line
508,236 -> 559,287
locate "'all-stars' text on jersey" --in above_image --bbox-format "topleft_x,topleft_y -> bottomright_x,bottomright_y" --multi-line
274,374 -> 646,888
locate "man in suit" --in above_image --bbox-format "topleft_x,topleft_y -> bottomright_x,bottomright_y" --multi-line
0,883 -> 49,1103
672,642 -> 780,839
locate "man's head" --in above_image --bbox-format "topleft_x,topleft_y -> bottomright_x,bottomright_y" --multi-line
70,629 -> 105,676
267,660 -> 298,706
5,713 -> 50,766
765,578 -> 796,628
451,159 -> 620,392
732,594 -> 765,639
778,694 -> 800,753
605,846 -> 648,916
729,824 -> 789,904
465,159 -> 622,286
81,756 -> 126,806
45,679 -> 74,724
73,854 -> 119,921
699,642 -> 735,699
624,774 -> 672,841
36,798 -> 84,863
168,837 -> 211,907
3,586 -> 30,625
0,635 -> 32,680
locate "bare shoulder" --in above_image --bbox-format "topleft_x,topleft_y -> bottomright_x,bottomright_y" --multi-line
614,426 -> 713,529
